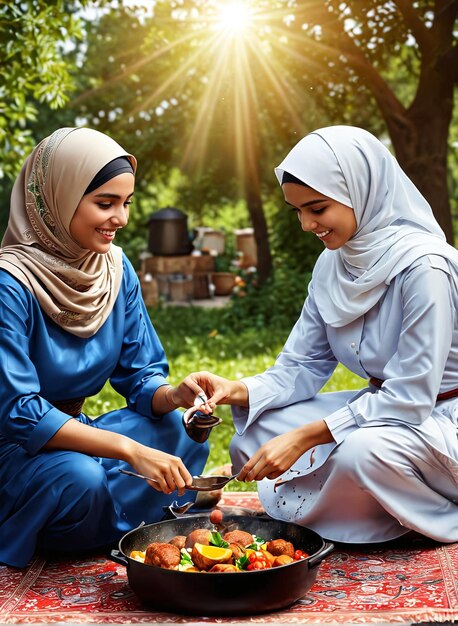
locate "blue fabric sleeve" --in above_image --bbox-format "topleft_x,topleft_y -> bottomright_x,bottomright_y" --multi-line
108,256 -> 170,418
0,275 -> 73,454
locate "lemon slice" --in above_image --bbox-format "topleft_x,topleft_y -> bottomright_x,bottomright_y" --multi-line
192,542 -> 233,570
196,544 -> 232,559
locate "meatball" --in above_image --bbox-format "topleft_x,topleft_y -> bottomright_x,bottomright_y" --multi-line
168,535 -> 186,549
228,543 -> 245,560
266,539 -> 295,558
144,542 -> 181,569
185,528 -> 212,550
223,530 -> 253,547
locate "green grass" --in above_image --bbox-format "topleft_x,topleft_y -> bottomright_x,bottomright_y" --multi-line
84,306 -> 366,491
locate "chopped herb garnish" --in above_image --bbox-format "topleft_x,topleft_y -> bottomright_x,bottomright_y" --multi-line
235,554 -> 250,570
246,535 -> 266,550
210,531 -> 229,548
180,549 -> 194,566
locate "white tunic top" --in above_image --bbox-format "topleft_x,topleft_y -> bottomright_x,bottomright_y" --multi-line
233,254 -> 458,479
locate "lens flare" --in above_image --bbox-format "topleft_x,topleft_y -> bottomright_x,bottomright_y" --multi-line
216,1 -> 252,35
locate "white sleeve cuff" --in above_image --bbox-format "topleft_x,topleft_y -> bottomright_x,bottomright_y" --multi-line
324,405 -> 358,444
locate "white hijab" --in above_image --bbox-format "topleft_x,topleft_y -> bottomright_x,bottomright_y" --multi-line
275,125 -> 458,328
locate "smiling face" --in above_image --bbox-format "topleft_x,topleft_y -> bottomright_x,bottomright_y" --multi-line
282,182 -> 357,250
70,172 -> 135,253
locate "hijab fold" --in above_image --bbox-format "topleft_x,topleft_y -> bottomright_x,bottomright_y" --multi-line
0,127 -> 137,338
275,126 -> 458,328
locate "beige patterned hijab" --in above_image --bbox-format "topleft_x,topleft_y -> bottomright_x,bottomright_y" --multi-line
0,127 -> 137,338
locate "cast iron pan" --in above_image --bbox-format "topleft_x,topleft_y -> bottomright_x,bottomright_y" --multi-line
111,513 -> 334,615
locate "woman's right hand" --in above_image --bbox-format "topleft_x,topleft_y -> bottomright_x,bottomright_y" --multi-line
45,418 -> 194,496
129,442 -> 194,496
174,371 -> 249,408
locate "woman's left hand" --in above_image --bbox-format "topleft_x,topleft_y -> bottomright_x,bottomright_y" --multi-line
238,420 -> 334,481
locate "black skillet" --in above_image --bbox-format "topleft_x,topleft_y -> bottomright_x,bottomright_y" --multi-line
111,512 -> 333,616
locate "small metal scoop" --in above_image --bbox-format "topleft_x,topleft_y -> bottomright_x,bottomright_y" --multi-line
118,468 -> 239,491
188,472 -> 240,490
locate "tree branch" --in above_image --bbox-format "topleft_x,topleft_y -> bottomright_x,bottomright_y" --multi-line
321,16 -> 408,125
392,0 -> 433,54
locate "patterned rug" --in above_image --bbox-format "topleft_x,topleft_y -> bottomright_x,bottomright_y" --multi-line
0,492 -> 457,624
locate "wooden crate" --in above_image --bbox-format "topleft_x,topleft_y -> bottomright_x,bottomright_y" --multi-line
193,272 -> 211,299
193,254 -> 215,272
169,275 -> 194,302
142,255 -> 196,275
140,277 -> 159,307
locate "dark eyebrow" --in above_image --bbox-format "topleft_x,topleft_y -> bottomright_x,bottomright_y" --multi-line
285,198 -> 325,208
94,192 -> 134,199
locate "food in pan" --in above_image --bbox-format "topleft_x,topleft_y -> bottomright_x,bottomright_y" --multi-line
144,543 -> 181,569
130,527 -> 309,572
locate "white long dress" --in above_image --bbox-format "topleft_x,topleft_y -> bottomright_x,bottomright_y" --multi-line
230,255 -> 458,543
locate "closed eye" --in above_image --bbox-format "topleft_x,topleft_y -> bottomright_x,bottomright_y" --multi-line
97,200 -> 132,209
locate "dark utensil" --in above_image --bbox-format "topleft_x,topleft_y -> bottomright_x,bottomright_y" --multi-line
118,468 -> 239,491
110,514 -> 334,616
162,500 -> 262,520
182,406 -> 222,443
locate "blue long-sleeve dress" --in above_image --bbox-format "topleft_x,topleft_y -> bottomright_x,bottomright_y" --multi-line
0,254 -> 208,567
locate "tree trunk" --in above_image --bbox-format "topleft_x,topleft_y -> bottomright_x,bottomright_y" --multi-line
244,179 -> 273,285
240,79 -> 273,285
384,91 -> 454,243
321,0 -> 457,244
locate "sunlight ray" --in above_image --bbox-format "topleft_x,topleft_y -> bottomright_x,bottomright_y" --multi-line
245,35 -> 303,131
181,33 -> 236,170
128,29 -> 224,117
268,26 -> 336,75
71,30 -> 199,107
233,40 -> 261,189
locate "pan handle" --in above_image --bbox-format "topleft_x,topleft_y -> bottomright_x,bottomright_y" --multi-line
110,549 -> 129,567
307,542 -> 334,568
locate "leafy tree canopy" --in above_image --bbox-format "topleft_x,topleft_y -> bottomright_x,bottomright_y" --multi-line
0,0 -> 96,179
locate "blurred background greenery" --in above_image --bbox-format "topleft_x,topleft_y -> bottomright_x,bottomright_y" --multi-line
1,1 -> 457,252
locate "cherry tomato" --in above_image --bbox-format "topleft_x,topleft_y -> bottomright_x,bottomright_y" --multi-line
293,549 -> 309,560
209,509 -> 223,525
246,552 -> 271,570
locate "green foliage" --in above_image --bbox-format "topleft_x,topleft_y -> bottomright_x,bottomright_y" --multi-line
0,1 -> 94,179
221,264 -> 310,332
83,304 -> 365,489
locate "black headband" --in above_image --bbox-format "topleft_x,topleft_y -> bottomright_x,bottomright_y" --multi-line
84,156 -> 134,195
281,171 -> 308,187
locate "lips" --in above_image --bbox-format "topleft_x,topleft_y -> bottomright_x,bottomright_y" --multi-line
315,230 -> 331,240
96,228 -> 116,240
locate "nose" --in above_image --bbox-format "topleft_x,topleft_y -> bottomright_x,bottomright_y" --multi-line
110,204 -> 129,227
298,213 -> 318,232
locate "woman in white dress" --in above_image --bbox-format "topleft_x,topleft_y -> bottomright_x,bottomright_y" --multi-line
189,125 -> 458,544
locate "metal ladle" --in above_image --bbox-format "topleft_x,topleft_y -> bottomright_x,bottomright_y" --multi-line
119,468 -> 240,491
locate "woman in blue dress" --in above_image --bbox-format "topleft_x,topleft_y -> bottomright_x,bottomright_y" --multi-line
0,127 -> 209,568
184,125 -> 458,544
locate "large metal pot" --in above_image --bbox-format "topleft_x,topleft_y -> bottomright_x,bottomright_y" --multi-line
147,207 -> 193,256
111,513 -> 333,616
